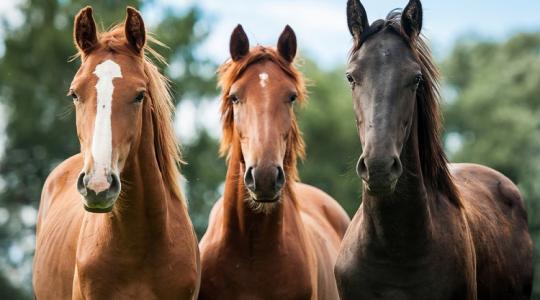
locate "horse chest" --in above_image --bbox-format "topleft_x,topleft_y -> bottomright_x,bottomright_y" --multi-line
75,251 -> 198,300
201,244 -> 313,300
336,262 -> 459,300
336,236 -> 469,300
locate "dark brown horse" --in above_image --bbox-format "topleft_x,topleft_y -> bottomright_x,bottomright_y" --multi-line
33,7 -> 200,299
335,1 -> 533,299
199,25 -> 350,299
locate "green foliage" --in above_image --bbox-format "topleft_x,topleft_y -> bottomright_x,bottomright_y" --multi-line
442,32 -> 540,297
0,273 -> 27,300
182,130 -> 226,236
298,59 -> 361,215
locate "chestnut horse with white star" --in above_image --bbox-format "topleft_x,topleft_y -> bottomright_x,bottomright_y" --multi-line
199,25 -> 350,299
33,7 -> 200,299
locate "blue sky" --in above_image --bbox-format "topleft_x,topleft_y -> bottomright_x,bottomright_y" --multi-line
144,0 -> 540,68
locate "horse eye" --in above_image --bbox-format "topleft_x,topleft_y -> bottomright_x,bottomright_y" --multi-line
134,92 -> 145,102
415,74 -> 423,84
68,90 -> 78,101
346,73 -> 355,85
229,94 -> 240,104
289,94 -> 297,103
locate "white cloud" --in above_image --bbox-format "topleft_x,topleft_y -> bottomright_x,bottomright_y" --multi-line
0,0 -> 23,26
0,0 -> 24,56
175,100 -> 197,144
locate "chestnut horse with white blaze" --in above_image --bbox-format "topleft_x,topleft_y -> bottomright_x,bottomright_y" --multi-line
199,25 -> 350,299
32,7 -> 200,299
335,0 -> 533,299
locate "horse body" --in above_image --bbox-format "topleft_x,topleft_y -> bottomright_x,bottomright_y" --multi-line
35,153 -> 199,299
200,173 -> 348,299
452,163 -> 533,299
33,7 -> 200,299
336,116 -> 532,300
199,25 -> 349,300
336,1 -> 533,299
335,120 -> 475,299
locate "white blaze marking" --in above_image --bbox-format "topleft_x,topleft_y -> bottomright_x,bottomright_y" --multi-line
91,59 -> 122,178
259,72 -> 269,87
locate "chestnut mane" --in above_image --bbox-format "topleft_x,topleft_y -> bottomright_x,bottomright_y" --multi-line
217,46 -> 306,182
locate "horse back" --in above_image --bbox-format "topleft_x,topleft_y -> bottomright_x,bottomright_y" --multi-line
450,163 -> 533,299
33,154 -> 85,299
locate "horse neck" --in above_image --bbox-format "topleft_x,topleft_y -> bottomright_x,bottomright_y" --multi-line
82,100 -> 176,250
222,141 -> 299,247
361,110 -> 432,255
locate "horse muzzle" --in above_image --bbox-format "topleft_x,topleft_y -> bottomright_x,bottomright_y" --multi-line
77,171 -> 121,213
244,165 -> 285,202
357,155 -> 402,196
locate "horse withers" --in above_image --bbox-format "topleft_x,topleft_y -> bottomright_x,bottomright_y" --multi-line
199,25 -> 350,299
335,0 -> 533,299
33,7 -> 200,299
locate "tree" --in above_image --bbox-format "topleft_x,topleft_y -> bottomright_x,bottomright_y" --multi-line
298,59 -> 361,215
182,130 -> 226,236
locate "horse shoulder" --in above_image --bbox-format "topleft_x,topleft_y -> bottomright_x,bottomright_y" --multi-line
293,182 -> 349,300
37,154 -> 82,221
199,197 -> 224,251
293,182 -> 350,238
33,154 -> 85,299
198,197 -> 227,292
35,153 -> 84,249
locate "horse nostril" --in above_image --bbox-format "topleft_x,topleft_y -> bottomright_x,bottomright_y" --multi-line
275,166 -> 285,191
109,173 -> 121,195
77,172 -> 87,196
390,156 -> 402,178
356,156 -> 368,180
244,166 -> 256,192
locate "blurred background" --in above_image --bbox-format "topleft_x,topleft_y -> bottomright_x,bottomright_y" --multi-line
0,0 -> 538,298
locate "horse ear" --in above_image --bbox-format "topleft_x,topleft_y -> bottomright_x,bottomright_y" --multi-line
347,0 -> 369,41
230,25 -> 249,61
277,25 -> 297,63
125,7 -> 146,54
401,0 -> 423,37
74,6 -> 98,55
